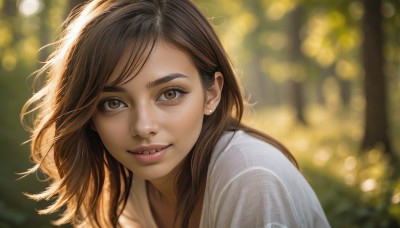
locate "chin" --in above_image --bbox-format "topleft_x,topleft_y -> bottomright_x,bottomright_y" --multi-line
132,166 -> 177,181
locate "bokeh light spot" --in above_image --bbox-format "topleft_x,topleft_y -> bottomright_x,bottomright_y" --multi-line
348,1 -> 364,20
18,0 -> 41,17
361,179 -> 377,192
2,49 -> 17,71
392,192 -> 400,204
344,174 -> 355,186
344,156 -> 357,170
381,2 -> 395,18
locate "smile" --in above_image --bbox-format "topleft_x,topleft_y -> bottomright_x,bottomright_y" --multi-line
128,144 -> 170,155
131,148 -> 163,154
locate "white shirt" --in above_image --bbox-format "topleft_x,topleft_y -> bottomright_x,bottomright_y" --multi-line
120,130 -> 330,228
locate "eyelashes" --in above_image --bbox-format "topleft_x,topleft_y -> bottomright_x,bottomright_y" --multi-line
157,86 -> 189,104
98,98 -> 127,113
97,86 -> 189,113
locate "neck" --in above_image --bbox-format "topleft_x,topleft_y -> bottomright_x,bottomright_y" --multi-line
147,176 -> 177,207
146,168 -> 205,228
147,164 -> 181,206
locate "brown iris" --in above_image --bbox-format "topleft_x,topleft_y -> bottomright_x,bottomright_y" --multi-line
108,100 -> 121,109
164,90 -> 177,100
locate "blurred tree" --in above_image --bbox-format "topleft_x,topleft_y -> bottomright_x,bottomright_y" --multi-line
4,0 -> 17,17
361,0 -> 396,163
245,0 -> 270,107
288,5 -> 307,125
38,0 -> 52,62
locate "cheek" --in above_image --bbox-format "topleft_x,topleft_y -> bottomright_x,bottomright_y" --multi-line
92,115 -> 129,149
161,95 -> 205,142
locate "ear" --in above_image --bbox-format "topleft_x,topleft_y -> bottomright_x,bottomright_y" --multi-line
204,71 -> 224,115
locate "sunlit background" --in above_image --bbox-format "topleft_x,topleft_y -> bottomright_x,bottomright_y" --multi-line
0,0 -> 399,227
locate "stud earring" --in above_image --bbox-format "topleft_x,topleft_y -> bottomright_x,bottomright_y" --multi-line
209,109 -> 213,113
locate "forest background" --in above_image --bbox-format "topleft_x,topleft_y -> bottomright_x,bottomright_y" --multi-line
0,0 -> 399,227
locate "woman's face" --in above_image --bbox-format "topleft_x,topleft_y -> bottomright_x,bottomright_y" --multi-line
92,41 -> 217,182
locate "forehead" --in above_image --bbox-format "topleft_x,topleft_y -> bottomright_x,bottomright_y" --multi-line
107,41 -> 199,85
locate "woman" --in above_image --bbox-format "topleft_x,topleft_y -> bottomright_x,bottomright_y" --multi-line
21,0 -> 330,227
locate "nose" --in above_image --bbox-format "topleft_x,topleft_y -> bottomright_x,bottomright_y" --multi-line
130,104 -> 159,139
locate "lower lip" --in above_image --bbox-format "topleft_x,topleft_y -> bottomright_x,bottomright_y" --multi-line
129,146 -> 169,164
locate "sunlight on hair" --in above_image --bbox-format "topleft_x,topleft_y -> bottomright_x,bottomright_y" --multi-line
18,0 -> 41,17
361,179 -> 377,192
54,1 -> 98,71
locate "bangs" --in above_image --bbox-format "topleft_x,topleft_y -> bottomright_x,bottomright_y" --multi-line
105,36 -> 158,87
75,1 -> 163,93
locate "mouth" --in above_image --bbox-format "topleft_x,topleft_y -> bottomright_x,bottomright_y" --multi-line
128,144 -> 170,155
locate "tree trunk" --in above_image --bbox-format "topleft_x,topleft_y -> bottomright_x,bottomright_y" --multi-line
337,78 -> 351,107
316,67 -> 327,106
245,0 -> 270,108
288,6 -> 307,125
361,0 -> 394,157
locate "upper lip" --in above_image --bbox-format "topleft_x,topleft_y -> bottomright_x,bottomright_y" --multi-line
128,144 -> 170,154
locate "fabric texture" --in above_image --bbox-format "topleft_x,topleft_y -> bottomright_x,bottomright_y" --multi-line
120,130 -> 331,228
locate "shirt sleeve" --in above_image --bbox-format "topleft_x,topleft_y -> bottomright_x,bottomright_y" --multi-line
212,168 -> 301,228
205,132 -> 330,228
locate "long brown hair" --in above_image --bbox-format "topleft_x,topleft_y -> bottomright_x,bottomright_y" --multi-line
21,0 -> 297,227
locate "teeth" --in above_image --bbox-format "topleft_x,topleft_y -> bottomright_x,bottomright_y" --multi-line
133,148 -> 163,154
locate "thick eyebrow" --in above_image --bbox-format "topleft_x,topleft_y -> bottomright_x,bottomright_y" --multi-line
146,73 -> 189,88
102,73 -> 189,92
102,86 -> 126,93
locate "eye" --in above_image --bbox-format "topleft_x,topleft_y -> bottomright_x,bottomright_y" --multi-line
158,88 -> 188,103
98,98 -> 127,112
